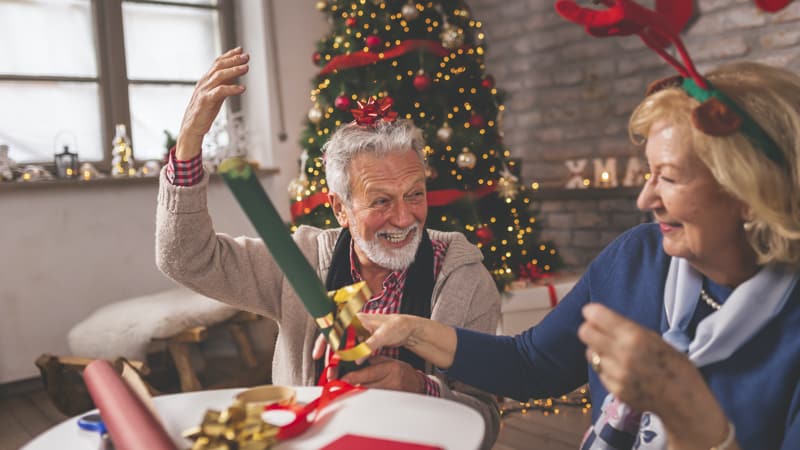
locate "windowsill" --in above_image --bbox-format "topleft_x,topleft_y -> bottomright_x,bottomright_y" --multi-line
0,167 -> 280,192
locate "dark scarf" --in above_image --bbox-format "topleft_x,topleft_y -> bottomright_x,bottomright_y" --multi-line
315,228 -> 435,379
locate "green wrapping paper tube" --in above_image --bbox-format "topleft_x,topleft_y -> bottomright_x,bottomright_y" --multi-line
218,158 -> 334,321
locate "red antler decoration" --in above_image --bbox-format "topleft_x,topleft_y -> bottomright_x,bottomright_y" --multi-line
350,96 -> 398,126
555,0 -> 708,89
755,0 -> 794,12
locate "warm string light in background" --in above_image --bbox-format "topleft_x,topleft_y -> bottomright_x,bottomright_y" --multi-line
500,387 -> 592,418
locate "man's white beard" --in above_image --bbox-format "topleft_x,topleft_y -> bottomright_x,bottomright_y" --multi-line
350,221 -> 422,271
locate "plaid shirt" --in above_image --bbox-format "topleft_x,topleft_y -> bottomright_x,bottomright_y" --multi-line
167,148 -> 447,396
166,147 -> 204,186
350,239 -> 447,397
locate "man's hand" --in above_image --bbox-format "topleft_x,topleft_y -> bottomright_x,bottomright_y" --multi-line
176,47 -> 249,160
311,333 -> 340,381
341,356 -> 425,394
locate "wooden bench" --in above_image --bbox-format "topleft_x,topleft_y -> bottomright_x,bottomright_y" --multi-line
39,301 -> 275,416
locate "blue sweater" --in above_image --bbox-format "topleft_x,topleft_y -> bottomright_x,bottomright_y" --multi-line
449,224 -> 800,450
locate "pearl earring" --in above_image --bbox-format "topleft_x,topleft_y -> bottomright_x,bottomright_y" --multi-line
743,221 -> 755,232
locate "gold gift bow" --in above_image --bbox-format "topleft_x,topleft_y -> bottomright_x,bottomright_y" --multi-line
316,281 -> 374,361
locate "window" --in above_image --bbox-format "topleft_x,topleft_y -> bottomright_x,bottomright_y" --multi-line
0,0 -> 235,167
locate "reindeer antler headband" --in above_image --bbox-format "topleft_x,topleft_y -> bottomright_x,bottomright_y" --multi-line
555,0 -> 791,164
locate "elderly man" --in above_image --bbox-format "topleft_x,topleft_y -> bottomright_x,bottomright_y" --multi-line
155,48 -> 501,446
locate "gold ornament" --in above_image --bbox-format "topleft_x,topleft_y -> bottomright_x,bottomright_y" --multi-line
425,164 -> 438,180
307,103 -> 323,124
440,23 -> 464,49
456,148 -> 477,169
316,0 -> 328,11
402,2 -> 420,20
334,35 -> 344,45
288,176 -> 309,199
436,123 -> 453,143
498,164 -> 519,199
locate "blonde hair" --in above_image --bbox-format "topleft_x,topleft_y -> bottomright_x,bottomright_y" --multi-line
629,62 -> 800,268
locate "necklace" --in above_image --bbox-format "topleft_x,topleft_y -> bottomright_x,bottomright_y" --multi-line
700,288 -> 722,310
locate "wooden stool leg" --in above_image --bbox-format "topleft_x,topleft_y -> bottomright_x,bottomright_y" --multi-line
167,341 -> 202,392
226,322 -> 258,368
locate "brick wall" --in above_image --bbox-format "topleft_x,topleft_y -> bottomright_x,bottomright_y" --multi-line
470,0 -> 800,270
533,188 -> 647,269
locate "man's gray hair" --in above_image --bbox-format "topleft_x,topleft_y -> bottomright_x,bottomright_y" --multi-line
322,119 -> 426,205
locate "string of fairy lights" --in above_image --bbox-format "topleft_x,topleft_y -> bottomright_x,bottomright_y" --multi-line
500,386 -> 592,418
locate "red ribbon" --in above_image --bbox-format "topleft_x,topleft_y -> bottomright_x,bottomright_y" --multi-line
546,283 -> 558,308
267,380 -> 364,440
290,192 -> 329,220
351,97 -> 398,126
319,39 -> 452,76
317,322 -> 365,386
426,184 -> 496,207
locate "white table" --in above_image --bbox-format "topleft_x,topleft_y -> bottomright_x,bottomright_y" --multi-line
24,386 -> 485,450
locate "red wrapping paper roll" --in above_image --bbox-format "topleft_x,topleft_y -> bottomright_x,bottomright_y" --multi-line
83,360 -> 177,450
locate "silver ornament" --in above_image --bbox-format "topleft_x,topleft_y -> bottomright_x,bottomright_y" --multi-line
308,103 -> 323,124
436,123 -> 453,143
440,23 -> 464,49
456,149 -> 477,169
402,3 -> 420,21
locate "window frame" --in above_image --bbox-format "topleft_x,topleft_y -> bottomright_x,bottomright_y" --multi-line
0,0 -> 236,170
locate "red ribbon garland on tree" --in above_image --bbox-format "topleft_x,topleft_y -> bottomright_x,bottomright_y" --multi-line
318,39 -> 452,76
291,192 -> 329,220
426,184 -> 497,207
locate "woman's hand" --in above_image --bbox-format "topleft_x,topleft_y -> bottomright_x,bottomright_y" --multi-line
358,313 -> 418,353
176,47 -> 249,160
578,303 -> 734,449
358,313 -> 457,369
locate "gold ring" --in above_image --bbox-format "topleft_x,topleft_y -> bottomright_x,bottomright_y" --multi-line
590,351 -> 602,374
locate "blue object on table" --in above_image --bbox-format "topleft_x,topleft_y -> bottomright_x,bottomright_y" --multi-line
77,413 -> 107,434
77,413 -> 114,449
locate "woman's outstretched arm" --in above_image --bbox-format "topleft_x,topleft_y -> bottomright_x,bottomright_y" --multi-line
358,313 -> 458,369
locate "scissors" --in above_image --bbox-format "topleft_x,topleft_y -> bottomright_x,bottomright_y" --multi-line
77,413 -> 115,450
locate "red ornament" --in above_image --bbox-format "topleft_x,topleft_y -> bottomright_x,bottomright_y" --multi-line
334,95 -> 352,111
312,52 -> 321,65
345,17 -> 357,27
469,113 -> 485,128
481,75 -> 495,89
475,226 -> 494,245
365,35 -> 383,51
413,71 -> 432,91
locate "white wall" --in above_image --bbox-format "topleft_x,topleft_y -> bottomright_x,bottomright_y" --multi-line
0,0 -> 326,383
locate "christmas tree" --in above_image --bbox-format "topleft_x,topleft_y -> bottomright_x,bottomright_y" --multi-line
289,0 -> 561,291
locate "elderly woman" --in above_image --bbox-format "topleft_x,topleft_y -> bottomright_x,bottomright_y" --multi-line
354,62 -> 800,450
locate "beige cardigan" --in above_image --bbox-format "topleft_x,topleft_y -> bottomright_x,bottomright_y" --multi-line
155,171 -> 502,447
